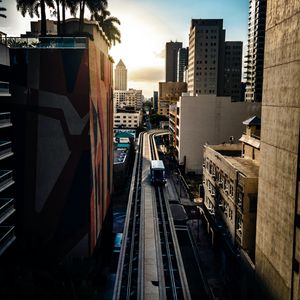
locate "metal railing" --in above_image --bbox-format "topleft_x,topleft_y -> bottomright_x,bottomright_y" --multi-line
0,198 -> 14,223
0,112 -> 12,128
0,141 -> 13,160
0,81 -> 9,95
6,36 -> 87,49
0,170 -> 13,191
0,226 -> 16,256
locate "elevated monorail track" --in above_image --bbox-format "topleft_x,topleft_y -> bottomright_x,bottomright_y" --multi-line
113,131 -> 191,300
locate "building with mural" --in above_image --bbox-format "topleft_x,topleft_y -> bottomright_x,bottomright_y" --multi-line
4,20 -> 113,262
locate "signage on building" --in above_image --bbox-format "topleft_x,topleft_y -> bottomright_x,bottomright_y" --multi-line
114,129 -> 136,138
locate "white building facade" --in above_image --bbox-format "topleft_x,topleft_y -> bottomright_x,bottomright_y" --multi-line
113,111 -> 142,129
174,95 -> 261,174
113,89 -> 143,111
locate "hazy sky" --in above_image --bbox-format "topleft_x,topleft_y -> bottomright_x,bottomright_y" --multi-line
0,0 -> 249,97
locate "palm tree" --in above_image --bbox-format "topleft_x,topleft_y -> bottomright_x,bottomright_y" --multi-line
0,0 -> 6,18
54,0 -> 61,34
93,8 -> 121,46
16,0 -> 54,36
67,0 -> 107,32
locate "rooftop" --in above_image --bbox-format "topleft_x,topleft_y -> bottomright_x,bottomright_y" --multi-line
225,156 -> 259,178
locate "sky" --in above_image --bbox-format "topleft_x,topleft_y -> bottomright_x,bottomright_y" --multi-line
0,0 -> 249,98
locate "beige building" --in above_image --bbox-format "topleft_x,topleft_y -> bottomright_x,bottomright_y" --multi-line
158,81 -> 187,116
172,95 -> 261,174
203,116 -> 260,261
114,89 -> 143,111
113,111 -> 142,129
255,1 -> 300,299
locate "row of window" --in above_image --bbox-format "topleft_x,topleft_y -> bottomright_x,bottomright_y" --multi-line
114,120 -> 138,123
114,116 -> 139,119
204,158 -> 236,198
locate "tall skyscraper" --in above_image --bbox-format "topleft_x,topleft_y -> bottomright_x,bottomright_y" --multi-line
177,47 -> 189,82
187,19 -> 225,96
114,59 -> 127,90
165,41 -> 182,82
244,0 -> 266,102
255,1 -> 300,299
224,41 -> 243,101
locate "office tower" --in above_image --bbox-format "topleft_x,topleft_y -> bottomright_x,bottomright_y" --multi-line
5,20 -> 113,261
224,41 -> 243,101
255,1 -> 300,299
188,19 -> 225,96
177,47 -> 189,82
165,41 -> 182,82
244,0 -> 266,102
115,59 -> 127,90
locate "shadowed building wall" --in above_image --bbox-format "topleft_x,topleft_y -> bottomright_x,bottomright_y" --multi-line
6,22 -> 113,262
255,1 -> 300,299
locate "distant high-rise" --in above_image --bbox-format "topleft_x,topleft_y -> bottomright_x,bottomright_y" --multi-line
177,47 -> 188,82
153,91 -> 158,112
224,41 -> 243,101
114,59 -> 127,90
187,19 -> 225,96
255,1 -> 300,299
166,41 -> 182,82
244,0 -> 266,102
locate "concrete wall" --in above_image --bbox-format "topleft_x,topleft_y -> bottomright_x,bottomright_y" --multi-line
177,95 -> 261,174
255,1 -> 300,299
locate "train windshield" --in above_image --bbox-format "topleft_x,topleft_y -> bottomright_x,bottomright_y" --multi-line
153,169 -> 164,180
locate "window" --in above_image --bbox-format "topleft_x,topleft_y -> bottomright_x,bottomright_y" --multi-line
100,51 -> 105,80
237,191 -> 243,211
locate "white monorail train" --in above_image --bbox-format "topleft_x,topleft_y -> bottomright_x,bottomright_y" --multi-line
150,160 -> 166,185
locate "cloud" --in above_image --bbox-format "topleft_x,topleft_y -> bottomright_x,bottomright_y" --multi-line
153,48 -> 165,59
129,67 -> 164,82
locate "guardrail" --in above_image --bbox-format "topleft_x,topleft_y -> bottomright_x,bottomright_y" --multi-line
6,36 -> 87,49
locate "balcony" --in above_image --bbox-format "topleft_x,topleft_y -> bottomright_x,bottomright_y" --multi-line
0,81 -> 10,96
0,112 -> 12,128
0,170 -> 14,192
0,141 -> 13,161
0,198 -> 15,224
0,226 -> 16,255
7,36 -> 87,49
